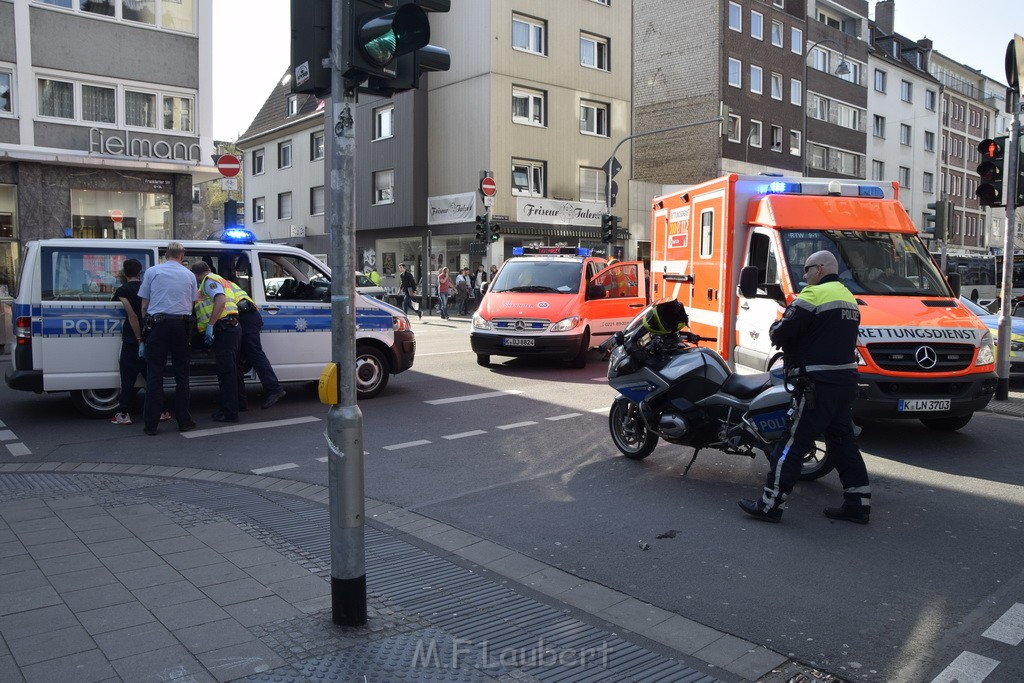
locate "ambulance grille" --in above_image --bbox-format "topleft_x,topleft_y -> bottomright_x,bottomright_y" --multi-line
867,343 -> 975,373
491,318 -> 551,332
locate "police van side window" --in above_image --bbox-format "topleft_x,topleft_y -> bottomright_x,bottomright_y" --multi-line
259,254 -> 330,300
41,247 -> 153,301
182,251 -> 253,297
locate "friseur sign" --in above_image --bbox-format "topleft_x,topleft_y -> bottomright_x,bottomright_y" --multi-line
427,192 -> 477,226
516,197 -> 603,226
89,128 -> 202,163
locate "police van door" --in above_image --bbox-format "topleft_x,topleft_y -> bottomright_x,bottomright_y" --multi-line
735,229 -> 784,373
254,251 -> 332,380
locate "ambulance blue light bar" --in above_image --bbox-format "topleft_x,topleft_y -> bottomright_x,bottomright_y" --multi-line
209,228 -> 257,244
764,181 -> 802,194
513,246 -> 590,256
857,186 -> 885,198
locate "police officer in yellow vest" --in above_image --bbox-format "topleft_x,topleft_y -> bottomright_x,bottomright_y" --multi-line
190,261 -> 243,423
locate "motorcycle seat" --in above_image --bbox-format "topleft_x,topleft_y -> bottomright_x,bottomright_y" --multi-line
720,372 -> 770,399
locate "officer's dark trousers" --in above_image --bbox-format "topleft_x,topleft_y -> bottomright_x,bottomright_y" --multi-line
761,381 -> 871,512
143,319 -> 192,430
238,309 -> 280,394
213,318 -> 242,418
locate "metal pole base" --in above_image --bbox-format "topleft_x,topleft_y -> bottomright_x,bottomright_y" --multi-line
331,575 -> 367,626
995,378 -> 1009,401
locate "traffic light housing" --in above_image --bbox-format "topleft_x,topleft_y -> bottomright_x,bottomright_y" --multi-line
367,1 -> 451,94
976,137 -> 1007,207
489,222 -> 500,243
291,0 -> 332,96
601,214 -> 615,243
475,215 -> 487,242
926,199 -> 951,241
343,0 -> 431,84
1015,137 -> 1024,208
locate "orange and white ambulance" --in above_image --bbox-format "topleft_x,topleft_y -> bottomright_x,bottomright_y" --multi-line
650,174 -> 996,431
470,247 -> 646,368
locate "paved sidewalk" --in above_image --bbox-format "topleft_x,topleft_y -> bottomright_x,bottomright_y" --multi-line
0,464 -> 791,683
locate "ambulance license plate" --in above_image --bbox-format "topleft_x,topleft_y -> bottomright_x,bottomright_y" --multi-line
898,399 -> 950,412
503,337 -> 534,347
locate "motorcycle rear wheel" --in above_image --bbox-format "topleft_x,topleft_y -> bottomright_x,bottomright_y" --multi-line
798,440 -> 835,480
609,398 -> 659,460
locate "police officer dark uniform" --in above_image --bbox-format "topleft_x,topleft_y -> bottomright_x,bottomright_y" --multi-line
139,242 -> 198,435
739,250 -> 872,524
191,262 -> 243,423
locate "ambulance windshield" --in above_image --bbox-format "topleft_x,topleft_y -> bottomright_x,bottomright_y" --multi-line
490,259 -> 583,294
781,230 -> 951,297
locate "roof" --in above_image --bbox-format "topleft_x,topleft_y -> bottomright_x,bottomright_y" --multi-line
236,70 -> 324,145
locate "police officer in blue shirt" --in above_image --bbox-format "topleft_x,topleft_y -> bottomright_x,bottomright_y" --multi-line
139,242 -> 198,435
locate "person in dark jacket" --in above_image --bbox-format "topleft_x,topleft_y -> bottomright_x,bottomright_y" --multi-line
399,263 -> 421,320
739,250 -> 871,524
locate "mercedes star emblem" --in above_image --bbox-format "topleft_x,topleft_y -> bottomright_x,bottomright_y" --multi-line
915,345 -> 938,369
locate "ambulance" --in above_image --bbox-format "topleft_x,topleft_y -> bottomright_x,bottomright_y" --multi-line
5,230 -> 416,417
470,246 -> 647,368
650,174 -> 996,431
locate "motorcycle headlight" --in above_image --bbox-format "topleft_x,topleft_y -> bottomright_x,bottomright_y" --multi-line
549,316 -> 581,332
471,314 -> 492,330
976,332 -> 995,365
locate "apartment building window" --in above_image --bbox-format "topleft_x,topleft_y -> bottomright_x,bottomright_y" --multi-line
925,89 -> 937,111
728,58 -> 742,87
791,27 -> 803,54
580,100 -> 609,136
728,2 -> 741,31
874,69 -> 887,93
750,65 -> 763,94
253,149 -> 265,175
923,172 -> 934,194
901,80 -> 912,102
873,115 -> 885,138
310,131 -> 324,160
287,95 -> 298,116
278,192 -> 292,220
512,160 -> 545,197
770,73 -> 782,100
1,72 -> 16,113
749,120 -> 763,148
278,141 -> 292,169
770,125 -> 783,152
771,20 -> 783,47
872,160 -> 884,181
810,95 -> 829,122
924,130 -> 935,152
125,90 -> 155,127
790,78 -> 802,106
579,167 -> 607,203
253,197 -> 265,223
373,104 -> 393,140
310,186 -> 325,216
900,123 -> 912,145
512,87 -> 546,126
37,78 -> 188,129
837,104 -> 861,131
580,33 -> 610,71
82,84 -> 115,123
36,0 -> 195,33
898,166 -> 910,189
789,130 -> 801,156
750,11 -> 763,40
191,185 -> 200,203
37,78 -> 73,118
162,96 -> 192,132
727,114 -> 741,143
373,170 -> 394,205
512,14 -> 546,55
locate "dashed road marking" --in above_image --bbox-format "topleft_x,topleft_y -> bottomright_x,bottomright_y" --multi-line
983,602 -> 1024,646
5,443 -> 31,457
443,430 -> 487,440
590,407 -> 609,414
496,421 -> 538,430
383,439 -> 431,451
251,463 -> 299,475
425,390 -> 523,405
181,416 -> 321,439
930,651 -> 1000,683
546,413 -> 582,421
316,457 -> 328,462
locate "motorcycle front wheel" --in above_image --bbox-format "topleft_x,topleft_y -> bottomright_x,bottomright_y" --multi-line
609,397 -> 659,460
798,440 -> 835,480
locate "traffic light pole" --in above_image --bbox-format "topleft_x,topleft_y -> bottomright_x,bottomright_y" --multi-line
994,89 -> 1021,401
325,0 -> 367,625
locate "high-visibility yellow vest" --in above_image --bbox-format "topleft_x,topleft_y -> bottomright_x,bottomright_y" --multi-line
195,273 -> 241,332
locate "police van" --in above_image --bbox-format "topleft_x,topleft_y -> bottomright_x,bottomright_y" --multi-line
5,230 -> 415,417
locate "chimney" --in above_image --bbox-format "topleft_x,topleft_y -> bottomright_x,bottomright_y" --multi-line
875,0 -> 895,37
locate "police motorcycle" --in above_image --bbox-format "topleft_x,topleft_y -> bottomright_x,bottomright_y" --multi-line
603,301 -> 833,480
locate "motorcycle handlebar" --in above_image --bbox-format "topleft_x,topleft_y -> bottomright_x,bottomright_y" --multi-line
681,331 -> 717,344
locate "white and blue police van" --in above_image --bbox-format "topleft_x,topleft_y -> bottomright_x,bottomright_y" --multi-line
5,229 -> 416,417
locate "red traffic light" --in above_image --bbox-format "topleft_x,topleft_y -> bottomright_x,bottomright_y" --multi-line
978,138 -> 1004,160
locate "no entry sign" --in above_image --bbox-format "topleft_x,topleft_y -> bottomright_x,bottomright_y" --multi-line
480,176 -> 497,197
110,210 -> 123,223
216,154 -> 241,178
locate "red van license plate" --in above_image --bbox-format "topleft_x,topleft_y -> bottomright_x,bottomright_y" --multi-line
503,337 -> 535,347
898,399 -> 950,412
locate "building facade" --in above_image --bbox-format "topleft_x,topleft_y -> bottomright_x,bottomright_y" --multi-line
0,0 -> 217,296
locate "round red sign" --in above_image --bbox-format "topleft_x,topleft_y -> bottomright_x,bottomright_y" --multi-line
111,210 -> 123,223
480,176 -> 497,197
216,154 -> 242,178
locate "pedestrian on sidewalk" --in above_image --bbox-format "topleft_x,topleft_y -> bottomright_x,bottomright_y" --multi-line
739,250 -> 871,525
455,267 -> 471,315
437,267 -> 452,319
139,242 -> 197,435
398,263 -> 421,320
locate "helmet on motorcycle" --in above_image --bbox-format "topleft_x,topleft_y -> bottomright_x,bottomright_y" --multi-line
641,300 -> 689,335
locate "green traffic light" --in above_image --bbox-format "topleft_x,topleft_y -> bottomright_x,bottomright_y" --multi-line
358,6 -> 430,68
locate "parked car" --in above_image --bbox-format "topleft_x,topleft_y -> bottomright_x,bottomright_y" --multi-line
960,296 -> 1024,375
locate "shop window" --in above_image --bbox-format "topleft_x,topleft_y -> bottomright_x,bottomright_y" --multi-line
162,95 -> 192,132
125,90 -> 156,127
68,189 -> 171,240
0,184 -> 17,297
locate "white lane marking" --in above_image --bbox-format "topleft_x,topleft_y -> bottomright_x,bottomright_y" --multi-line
443,430 -> 487,440
425,390 -> 524,405
416,350 -> 472,356
546,413 -> 582,421
590,376 -> 606,382
930,651 -> 1000,683
180,416 -> 321,439
590,407 -> 609,414
496,421 -> 537,430
0,430 -> 17,441
982,603 -> 1024,646
383,440 -> 431,451
6,443 -> 31,457
251,463 -> 299,475
316,457 -> 328,462
0,419 -> 5,427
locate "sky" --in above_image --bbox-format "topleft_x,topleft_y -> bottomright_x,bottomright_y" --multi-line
211,0 -> 1024,142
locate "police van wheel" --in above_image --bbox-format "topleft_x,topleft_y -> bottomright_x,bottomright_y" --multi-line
476,354 -> 491,367
70,389 -> 120,418
920,413 -> 973,431
355,346 -> 390,399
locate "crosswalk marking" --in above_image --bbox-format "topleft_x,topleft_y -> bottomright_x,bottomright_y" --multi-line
5,443 -> 31,457
181,416 -> 321,439
930,651 -> 1000,683
0,430 -> 17,441
983,603 -> 1024,646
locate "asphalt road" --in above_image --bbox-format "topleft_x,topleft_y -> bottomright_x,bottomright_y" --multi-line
3,320 -> 1024,682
